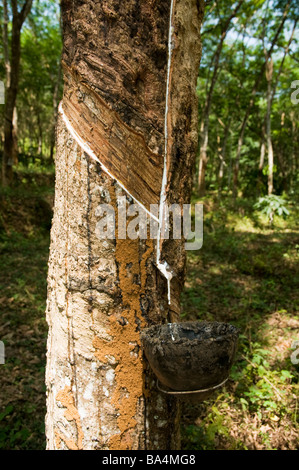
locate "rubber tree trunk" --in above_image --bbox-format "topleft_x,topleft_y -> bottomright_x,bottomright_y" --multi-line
265,58 -> 274,195
45,0 -> 204,450
2,0 -> 33,186
232,2 -> 290,198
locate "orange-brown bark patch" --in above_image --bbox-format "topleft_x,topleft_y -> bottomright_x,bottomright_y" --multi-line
93,190 -> 154,448
55,386 -> 84,450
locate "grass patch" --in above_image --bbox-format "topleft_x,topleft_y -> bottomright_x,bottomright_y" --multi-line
0,181 -> 51,450
0,180 -> 298,449
181,194 -> 299,450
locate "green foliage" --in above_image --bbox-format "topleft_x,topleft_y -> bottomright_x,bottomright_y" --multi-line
231,343 -> 294,415
0,0 -> 62,163
0,177 -> 51,450
181,194 -> 299,450
198,0 -> 299,198
254,195 -> 290,224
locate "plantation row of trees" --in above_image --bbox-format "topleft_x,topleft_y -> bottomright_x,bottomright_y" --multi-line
0,0 -> 62,185
0,0 -> 298,196
197,0 -> 299,198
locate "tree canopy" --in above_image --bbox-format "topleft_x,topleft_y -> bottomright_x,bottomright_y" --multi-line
197,0 -> 299,198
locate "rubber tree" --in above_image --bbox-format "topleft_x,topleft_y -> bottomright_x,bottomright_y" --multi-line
197,0 -> 244,196
45,0 -> 204,450
232,0 -> 291,197
265,19 -> 297,195
2,0 -> 33,185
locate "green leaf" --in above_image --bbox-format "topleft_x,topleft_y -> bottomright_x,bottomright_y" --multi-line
0,405 -> 14,422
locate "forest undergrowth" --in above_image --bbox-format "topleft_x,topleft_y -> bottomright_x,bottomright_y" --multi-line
181,193 -> 299,450
0,175 -> 298,450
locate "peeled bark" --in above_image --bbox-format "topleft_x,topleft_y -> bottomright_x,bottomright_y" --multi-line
46,0 -> 204,450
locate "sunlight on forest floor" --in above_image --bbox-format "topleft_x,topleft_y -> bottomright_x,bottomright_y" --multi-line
0,180 -> 298,450
181,195 -> 299,450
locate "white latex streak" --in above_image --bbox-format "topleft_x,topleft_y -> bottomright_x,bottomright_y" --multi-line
156,0 -> 175,304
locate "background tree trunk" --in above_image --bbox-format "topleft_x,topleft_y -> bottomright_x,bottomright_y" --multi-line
232,2 -> 290,198
46,0 -> 204,450
2,0 -> 33,186
217,118 -> 230,196
197,0 -> 243,196
265,57 -> 274,195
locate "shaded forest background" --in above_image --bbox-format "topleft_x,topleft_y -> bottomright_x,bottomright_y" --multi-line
0,0 -> 298,450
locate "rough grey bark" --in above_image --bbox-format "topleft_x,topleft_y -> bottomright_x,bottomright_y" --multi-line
46,0 -> 204,450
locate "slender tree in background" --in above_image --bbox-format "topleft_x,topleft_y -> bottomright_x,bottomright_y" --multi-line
196,0 -> 298,198
231,0 -> 291,197
18,7 -> 63,160
197,0 -> 244,196
265,56 -> 274,194
2,0 -> 18,167
265,18 -> 297,195
2,0 -> 33,185
45,0 -> 204,450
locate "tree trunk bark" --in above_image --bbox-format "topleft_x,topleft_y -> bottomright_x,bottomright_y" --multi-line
217,119 -> 230,196
290,112 -> 296,191
265,20 -> 296,196
12,107 -> 19,166
46,0 -> 204,450
266,58 -> 274,195
37,111 -> 43,158
257,124 -> 266,195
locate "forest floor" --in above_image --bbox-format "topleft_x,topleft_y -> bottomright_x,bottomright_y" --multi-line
181,194 -> 299,450
0,173 -> 298,450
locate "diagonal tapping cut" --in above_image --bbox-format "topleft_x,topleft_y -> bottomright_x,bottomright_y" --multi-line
60,66 -> 163,215
59,0 -> 177,305
58,101 -> 159,223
